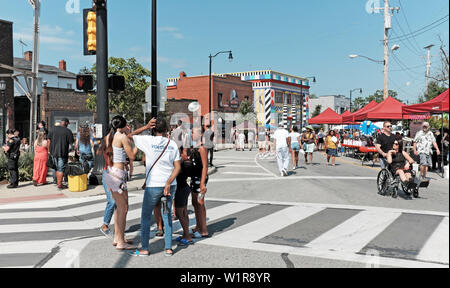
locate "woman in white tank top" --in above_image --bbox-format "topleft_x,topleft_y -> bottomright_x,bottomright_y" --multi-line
103,115 -> 137,250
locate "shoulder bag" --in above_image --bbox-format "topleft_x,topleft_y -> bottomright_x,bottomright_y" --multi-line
141,139 -> 171,190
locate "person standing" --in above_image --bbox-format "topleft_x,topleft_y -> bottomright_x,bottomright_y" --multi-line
2,129 -> 21,188
32,131 -> 48,186
75,125 -> 95,171
258,127 -> 267,154
413,122 -> 440,181
238,130 -> 246,151
302,126 -> 317,165
203,125 -> 215,166
102,116 -> 137,251
47,118 -> 74,190
289,126 -> 302,169
248,129 -> 256,152
171,120 -> 184,149
273,123 -> 291,176
130,118 -> 181,257
318,129 -> 325,151
325,130 -> 339,166
375,121 -> 397,170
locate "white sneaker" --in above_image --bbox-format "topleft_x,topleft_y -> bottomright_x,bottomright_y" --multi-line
281,172 -> 284,177
282,169 -> 288,177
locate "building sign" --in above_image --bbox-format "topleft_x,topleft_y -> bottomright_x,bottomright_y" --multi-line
230,90 -> 239,108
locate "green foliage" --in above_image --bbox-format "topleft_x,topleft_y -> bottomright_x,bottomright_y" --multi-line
84,57 -> 152,127
418,81 -> 447,103
312,105 -> 322,118
351,90 -> 400,112
239,99 -> 254,116
0,152 -> 34,182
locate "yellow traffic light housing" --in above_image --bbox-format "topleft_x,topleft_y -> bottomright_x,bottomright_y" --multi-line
87,11 -> 96,53
83,9 -> 96,55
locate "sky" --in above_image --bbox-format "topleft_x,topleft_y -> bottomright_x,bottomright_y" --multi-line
0,0 -> 449,105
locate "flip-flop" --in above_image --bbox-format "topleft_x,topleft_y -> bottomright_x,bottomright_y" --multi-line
178,239 -> 194,246
116,244 -> 137,251
164,249 -> 174,257
155,230 -> 164,237
129,250 -> 150,257
191,231 -> 211,238
113,239 -> 134,246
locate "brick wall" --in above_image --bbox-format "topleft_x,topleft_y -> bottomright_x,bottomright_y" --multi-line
0,19 -> 15,131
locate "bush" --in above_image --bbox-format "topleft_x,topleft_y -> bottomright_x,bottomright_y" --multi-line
0,152 -> 35,182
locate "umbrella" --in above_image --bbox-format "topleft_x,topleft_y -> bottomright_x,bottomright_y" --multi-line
360,120 -> 377,136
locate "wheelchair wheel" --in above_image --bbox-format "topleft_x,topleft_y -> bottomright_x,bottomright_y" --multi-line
401,182 -> 412,197
377,169 -> 391,196
413,189 -> 419,198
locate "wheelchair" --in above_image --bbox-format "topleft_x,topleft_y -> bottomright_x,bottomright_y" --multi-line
377,164 -> 422,199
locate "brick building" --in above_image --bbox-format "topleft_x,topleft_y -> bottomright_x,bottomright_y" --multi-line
0,19 -> 14,144
167,71 -> 253,124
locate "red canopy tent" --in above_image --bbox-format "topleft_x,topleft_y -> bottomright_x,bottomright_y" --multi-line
342,101 -> 379,123
308,108 -> 343,124
403,89 -> 449,114
355,97 -> 407,121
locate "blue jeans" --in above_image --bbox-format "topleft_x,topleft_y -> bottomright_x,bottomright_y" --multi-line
141,186 -> 176,251
102,170 -> 116,226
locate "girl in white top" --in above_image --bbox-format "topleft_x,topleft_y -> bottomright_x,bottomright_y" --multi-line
289,126 -> 302,169
103,115 -> 137,251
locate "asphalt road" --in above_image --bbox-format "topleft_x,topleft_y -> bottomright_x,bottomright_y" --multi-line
0,149 -> 448,268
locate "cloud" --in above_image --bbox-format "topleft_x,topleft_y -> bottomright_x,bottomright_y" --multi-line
158,26 -> 184,40
13,24 -> 76,48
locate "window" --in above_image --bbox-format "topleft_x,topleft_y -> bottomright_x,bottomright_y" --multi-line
286,94 -> 292,104
218,93 -> 223,107
275,92 -> 283,104
67,83 -> 72,89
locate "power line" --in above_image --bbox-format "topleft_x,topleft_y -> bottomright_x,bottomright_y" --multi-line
391,53 -> 423,81
392,7 -> 425,58
390,14 -> 449,41
397,0 -> 429,56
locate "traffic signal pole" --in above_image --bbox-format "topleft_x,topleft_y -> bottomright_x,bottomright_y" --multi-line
151,0 -> 158,119
95,0 -> 109,138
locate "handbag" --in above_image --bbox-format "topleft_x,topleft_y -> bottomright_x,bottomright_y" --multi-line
141,139 -> 171,190
46,154 -> 56,169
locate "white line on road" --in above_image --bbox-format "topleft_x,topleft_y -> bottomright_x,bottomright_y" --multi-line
222,172 -> 273,176
254,154 -> 279,178
201,206 -> 324,243
208,176 -> 376,183
305,210 -> 402,253
416,217 -> 449,264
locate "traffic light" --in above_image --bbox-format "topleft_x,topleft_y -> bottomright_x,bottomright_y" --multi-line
76,75 -> 94,92
108,74 -> 125,92
83,9 -> 96,55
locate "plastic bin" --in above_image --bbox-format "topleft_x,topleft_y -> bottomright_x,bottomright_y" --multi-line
68,174 -> 88,192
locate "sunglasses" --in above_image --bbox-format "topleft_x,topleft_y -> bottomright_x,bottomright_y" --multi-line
393,142 -> 399,145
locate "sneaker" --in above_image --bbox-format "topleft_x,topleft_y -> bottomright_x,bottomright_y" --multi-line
100,227 -> 111,238
282,169 -> 288,177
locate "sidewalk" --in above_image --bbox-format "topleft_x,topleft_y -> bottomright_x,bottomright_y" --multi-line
0,163 -> 217,204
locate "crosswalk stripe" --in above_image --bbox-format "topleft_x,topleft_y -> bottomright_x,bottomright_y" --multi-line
416,217 -> 449,264
201,206 -> 325,243
305,210 -> 402,253
222,172 -> 273,176
0,240 -> 60,254
0,195 -> 108,210
218,165 -> 260,168
0,195 -> 143,220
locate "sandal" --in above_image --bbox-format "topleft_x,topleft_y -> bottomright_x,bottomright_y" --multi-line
155,230 -> 164,237
129,249 -> 150,257
116,243 -> 137,251
178,239 -> 194,246
113,239 -> 134,246
191,231 -> 211,239
164,249 -> 174,257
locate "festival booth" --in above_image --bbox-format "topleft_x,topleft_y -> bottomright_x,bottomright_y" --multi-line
402,89 -> 449,178
342,101 -> 379,124
308,108 -> 344,125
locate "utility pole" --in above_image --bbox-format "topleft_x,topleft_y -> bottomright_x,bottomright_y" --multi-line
373,0 -> 400,100
29,0 -> 41,149
94,0 -> 109,138
151,0 -> 158,119
424,44 -> 435,98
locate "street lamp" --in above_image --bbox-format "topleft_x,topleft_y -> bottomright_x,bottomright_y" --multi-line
349,44 -> 400,100
0,80 -> 6,144
209,50 -> 233,125
300,76 -> 316,131
349,88 -> 363,112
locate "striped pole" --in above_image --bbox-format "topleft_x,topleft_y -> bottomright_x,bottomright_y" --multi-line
283,103 -> 288,129
264,89 -> 272,127
291,104 -> 296,126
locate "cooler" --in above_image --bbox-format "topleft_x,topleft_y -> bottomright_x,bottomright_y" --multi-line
68,174 -> 88,192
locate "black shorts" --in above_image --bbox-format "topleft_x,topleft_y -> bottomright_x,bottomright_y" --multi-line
174,185 -> 191,209
190,175 -> 209,193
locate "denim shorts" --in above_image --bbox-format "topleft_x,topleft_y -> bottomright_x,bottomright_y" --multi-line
56,157 -> 68,173
291,142 -> 300,151
326,149 -> 338,157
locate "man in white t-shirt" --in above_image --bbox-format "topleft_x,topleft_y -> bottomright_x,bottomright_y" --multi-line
238,131 -> 246,151
273,123 -> 291,176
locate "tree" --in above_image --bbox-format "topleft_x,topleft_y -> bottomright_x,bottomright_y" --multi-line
309,94 -> 318,99
418,81 -> 447,103
352,97 -> 367,111
428,36 -> 449,88
84,57 -> 151,127
366,90 -> 400,103
239,99 -> 254,116
312,105 -> 322,118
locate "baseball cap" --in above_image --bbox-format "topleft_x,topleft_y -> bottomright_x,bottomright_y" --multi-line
422,122 -> 430,128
